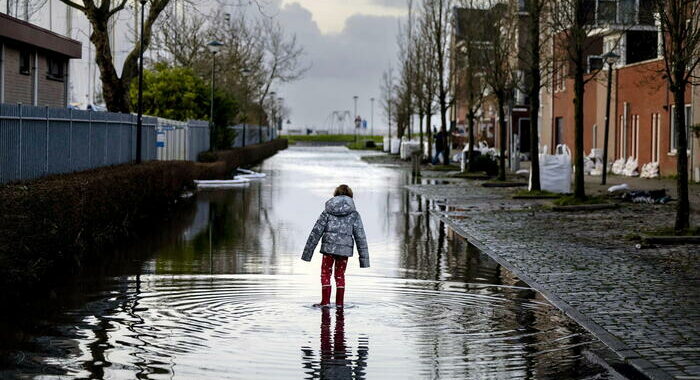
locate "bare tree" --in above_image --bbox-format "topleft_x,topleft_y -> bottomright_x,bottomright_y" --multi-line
380,67 -> 396,141
58,0 -> 171,112
548,0 -> 631,199
653,0 -> 700,231
478,1 -> 518,180
453,3 -> 489,172
422,0 -> 453,161
256,18 -> 309,121
519,0 -> 553,190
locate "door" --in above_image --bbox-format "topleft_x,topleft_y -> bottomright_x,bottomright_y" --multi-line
519,118 -> 531,155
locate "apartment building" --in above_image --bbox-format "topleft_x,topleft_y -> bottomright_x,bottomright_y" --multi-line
0,12 -> 81,107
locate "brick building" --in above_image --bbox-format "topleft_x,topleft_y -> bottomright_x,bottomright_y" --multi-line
541,0 -> 700,179
451,3 -> 532,158
0,13 -> 81,107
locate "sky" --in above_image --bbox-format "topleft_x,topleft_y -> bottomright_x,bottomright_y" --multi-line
271,0 -> 407,133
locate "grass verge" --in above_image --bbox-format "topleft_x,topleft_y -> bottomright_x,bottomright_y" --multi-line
552,195 -> 611,206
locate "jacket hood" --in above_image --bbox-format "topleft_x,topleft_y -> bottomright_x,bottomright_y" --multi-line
325,195 -> 356,216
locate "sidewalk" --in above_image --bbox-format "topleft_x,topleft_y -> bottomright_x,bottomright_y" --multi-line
404,171 -> 699,379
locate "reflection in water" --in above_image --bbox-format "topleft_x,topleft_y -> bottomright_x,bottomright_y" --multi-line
302,308 -> 369,380
1,147 -> 611,379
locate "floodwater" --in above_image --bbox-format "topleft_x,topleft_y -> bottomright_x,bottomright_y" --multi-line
2,146 -> 611,379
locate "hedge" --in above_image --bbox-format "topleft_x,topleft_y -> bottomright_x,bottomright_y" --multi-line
0,139 -> 287,301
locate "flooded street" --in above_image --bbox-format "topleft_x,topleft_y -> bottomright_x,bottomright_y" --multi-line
3,147 -> 611,379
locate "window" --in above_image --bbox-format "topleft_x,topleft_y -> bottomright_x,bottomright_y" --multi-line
598,0 -> 617,24
670,104 -> 692,152
46,56 -> 64,81
19,50 -> 30,75
588,56 -> 603,73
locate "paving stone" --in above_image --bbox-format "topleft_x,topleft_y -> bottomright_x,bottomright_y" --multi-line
407,181 -> 700,380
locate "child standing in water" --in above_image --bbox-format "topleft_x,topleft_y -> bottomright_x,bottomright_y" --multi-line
302,185 -> 370,307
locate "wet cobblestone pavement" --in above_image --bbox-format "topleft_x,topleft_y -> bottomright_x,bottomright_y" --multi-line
406,176 -> 700,380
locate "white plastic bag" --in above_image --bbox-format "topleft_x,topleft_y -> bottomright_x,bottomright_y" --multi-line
622,157 -> 639,177
383,136 -> 391,152
532,144 -> 571,193
390,138 -> 401,154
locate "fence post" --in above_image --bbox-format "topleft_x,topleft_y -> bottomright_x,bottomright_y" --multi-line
69,108 -> 72,168
45,105 -> 49,175
18,103 -> 22,180
88,110 -> 92,168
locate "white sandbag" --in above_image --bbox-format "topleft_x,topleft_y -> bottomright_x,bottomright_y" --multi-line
400,141 -> 421,160
584,157 -> 595,174
640,161 -> 659,178
590,162 -> 604,176
622,157 -> 639,177
532,144 -> 572,193
390,138 -> 401,154
608,183 -> 629,192
383,136 -> 391,152
611,158 -> 626,175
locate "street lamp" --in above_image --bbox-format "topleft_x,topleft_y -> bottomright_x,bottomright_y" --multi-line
277,97 -> 284,135
135,0 -> 147,163
207,40 -> 223,151
370,97 -> 375,137
601,51 -> 620,185
267,91 -> 276,143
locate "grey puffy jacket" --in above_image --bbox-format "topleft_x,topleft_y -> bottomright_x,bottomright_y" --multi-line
301,195 -> 370,268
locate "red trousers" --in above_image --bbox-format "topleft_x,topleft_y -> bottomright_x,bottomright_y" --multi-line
321,254 -> 348,288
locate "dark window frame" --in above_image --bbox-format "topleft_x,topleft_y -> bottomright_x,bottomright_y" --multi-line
46,55 -> 65,81
19,50 -> 30,75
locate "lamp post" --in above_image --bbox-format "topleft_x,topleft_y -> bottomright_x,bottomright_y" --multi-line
207,40 -> 223,151
135,0 -> 146,164
353,95 -> 358,142
601,51 -> 620,185
267,91 -> 276,143
370,97 -> 375,137
277,97 -> 284,137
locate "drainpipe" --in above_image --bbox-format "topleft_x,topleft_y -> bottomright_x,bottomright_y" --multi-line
32,50 -> 38,105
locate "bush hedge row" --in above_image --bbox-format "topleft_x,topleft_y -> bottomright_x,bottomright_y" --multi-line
0,139 -> 287,300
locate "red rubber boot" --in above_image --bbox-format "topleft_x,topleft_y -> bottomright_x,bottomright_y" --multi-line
335,287 -> 345,308
320,285 -> 331,306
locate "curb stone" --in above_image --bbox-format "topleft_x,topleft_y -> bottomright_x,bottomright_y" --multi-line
430,209 -> 676,380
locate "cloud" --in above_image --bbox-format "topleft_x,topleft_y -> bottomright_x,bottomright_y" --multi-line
276,3 -> 402,130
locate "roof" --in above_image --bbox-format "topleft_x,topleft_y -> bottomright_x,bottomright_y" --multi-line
0,13 -> 81,58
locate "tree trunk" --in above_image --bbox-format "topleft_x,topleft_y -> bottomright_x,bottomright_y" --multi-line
673,83 -> 690,231
419,112 -> 424,154
88,11 -> 131,112
497,93 -> 507,181
573,56 -> 586,199
528,1 -> 541,191
426,111 -> 433,160
467,111 -> 476,172
440,99 -> 449,165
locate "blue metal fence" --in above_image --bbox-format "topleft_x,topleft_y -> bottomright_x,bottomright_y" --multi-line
0,104 -> 209,184
230,124 -> 276,148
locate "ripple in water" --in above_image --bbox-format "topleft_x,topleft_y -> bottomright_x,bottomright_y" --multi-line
12,274 -> 606,380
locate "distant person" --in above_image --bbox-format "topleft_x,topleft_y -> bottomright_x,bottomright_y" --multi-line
433,126 -> 449,165
302,184 -> 370,308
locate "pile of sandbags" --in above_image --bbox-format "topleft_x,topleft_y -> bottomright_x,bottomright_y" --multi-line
532,144 -> 572,193
400,140 -> 422,160
640,161 -> 660,178
622,157 -> 639,177
611,158 -> 626,175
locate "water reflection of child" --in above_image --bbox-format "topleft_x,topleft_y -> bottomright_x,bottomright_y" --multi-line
301,308 -> 369,379
302,185 -> 370,308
